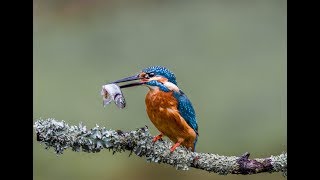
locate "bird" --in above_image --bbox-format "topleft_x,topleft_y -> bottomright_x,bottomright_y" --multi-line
111,66 -> 198,152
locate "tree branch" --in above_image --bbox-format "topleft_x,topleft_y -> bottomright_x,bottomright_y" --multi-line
34,118 -> 287,176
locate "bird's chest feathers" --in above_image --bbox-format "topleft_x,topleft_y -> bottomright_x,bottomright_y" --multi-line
145,89 -> 178,125
145,89 -> 196,147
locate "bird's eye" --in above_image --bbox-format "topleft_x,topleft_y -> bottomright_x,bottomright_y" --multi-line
144,72 -> 155,79
148,73 -> 155,77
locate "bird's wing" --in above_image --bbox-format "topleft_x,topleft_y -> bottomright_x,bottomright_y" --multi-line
173,90 -> 198,135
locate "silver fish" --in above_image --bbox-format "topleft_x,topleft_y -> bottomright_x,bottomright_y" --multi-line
101,84 -> 126,109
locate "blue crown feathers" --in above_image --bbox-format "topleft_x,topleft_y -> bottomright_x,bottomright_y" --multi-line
142,66 -> 177,85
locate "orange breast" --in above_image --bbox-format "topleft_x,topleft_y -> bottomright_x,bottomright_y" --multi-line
145,89 -> 197,150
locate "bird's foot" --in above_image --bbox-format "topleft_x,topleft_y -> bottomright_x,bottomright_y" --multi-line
152,134 -> 163,143
170,142 -> 181,152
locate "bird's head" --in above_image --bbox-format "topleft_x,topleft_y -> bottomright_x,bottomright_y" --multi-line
111,66 -> 178,91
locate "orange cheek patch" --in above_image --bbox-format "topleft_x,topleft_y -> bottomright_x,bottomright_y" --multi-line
139,73 -> 149,83
139,72 -> 146,78
158,78 -> 168,83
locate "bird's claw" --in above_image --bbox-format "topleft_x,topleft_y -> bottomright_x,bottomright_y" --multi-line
169,142 -> 181,152
152,134 -> 163,142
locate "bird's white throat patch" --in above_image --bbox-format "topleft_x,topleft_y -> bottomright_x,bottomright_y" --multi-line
147,76 -> 179,92
147,81 -> 179,92
163,82 -> 179,92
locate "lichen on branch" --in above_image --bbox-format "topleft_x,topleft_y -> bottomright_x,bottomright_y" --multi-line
34,118 -> 287,176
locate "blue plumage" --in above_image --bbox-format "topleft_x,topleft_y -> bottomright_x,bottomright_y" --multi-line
173,90 -> 198,134
173,90 -> 199,150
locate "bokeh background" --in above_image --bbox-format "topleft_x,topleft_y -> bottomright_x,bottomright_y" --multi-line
33,0 -> 287,180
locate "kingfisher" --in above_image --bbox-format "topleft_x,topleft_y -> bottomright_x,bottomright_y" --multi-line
111,66 -> 198,152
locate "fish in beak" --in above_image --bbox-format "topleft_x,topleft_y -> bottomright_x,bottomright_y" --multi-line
101,73 -> 146,109
101,84 -> 126,108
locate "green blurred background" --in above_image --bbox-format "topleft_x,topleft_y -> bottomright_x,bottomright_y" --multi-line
33,0 -> 287,179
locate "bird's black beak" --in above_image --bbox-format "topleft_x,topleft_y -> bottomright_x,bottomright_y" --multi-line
111,74 -> 145,89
